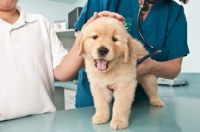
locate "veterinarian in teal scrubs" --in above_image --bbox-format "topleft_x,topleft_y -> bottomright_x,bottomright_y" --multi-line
74,0 -> 189,108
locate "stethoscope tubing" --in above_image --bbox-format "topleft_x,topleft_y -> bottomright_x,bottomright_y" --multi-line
137,7 -> 159,51
136,1 -> 163,64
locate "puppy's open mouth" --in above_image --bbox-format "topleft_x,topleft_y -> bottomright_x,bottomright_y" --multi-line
95,59 -> 109,71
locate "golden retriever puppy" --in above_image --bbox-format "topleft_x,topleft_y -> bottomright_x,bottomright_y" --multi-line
77,17 -> 164,130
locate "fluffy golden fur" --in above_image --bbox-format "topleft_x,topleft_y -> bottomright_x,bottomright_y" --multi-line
77,17 -> 163,130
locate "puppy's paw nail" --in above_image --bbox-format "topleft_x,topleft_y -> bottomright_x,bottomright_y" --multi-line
110,119 -> 129,130
92,113 -> 109,124
151,100 -> 164,107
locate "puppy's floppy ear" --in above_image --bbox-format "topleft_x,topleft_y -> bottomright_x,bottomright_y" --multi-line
76,32 -> 84,56
123,36 -> 132,62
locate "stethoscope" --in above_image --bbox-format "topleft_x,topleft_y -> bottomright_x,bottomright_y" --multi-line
137,0 -> 163,64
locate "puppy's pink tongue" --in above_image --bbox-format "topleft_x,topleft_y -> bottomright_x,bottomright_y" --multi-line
96,59 -> 108,71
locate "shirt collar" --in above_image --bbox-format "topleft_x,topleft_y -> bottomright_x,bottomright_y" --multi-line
0,5 -> 36,28
16,5 -> 36,23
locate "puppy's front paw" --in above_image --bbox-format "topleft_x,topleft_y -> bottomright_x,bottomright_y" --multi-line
92,113 -> 109,124
151,99 -> 164,107
110,119 -> 129,130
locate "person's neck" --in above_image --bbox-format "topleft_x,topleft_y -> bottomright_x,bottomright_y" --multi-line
0,6 -> 19,24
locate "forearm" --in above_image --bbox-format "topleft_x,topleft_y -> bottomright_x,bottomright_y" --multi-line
53,40 -> 84,81
150,57 -> 183,79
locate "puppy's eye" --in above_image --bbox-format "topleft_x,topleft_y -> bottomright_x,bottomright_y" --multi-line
112,36 -> 118,42
92,35 -> 98,40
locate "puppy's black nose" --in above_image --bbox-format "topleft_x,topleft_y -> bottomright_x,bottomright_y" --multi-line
98,47 -> 109,56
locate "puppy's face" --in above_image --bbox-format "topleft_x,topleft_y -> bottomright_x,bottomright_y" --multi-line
77,17 -> 130,72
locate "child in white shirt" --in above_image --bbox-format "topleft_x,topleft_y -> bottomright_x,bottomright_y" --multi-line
0,0 -> 83,121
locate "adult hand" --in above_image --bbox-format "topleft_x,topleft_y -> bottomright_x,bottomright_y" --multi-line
97,11 -> 125,24
81,11 -> 125,31
137,55 -> 155,76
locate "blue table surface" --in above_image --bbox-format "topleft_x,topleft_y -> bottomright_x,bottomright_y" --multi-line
1,73 -> 200,132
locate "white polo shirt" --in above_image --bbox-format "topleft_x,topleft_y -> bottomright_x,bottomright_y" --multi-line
0,6 -> 68,121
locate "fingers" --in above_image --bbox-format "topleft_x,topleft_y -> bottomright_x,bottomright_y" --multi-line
97,11 -> 125,23
136,58 -> 154,76
82,11 -> 125,30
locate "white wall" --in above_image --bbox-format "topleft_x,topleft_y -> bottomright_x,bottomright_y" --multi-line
174,0 -> 200,73
74,0 -> 87,7
18,0 -> 200,73
17,0 -> 87,52
18,0 -> 79,26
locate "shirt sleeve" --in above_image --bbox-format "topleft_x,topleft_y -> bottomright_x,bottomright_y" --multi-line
164,5 -> 190,60
43,17 -> 68,69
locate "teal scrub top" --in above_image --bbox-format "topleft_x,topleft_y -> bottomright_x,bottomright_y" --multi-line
74,0 -> 189,108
